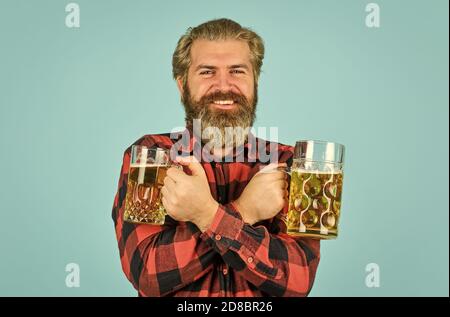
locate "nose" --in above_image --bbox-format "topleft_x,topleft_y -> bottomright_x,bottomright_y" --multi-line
212,71 -> 233,92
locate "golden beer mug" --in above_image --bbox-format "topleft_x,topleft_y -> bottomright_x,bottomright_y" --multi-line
286,140 -> 345,239
123,146 -> 175,225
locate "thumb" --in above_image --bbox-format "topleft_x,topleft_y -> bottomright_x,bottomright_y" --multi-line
258,162 -> 288,174
175,156 -> 205,177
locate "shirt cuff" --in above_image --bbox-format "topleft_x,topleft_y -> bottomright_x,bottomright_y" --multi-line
200,202 -> 244,254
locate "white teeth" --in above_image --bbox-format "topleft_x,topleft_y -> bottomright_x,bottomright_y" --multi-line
213,100 -> 234,105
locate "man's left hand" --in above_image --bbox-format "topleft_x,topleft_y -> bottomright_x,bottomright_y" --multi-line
161,156 -> 218,232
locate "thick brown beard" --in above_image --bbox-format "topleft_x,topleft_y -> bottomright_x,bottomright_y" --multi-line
181,84 -> 258,149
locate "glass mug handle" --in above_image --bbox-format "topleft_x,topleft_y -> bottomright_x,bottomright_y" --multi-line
258,164 -> 291,175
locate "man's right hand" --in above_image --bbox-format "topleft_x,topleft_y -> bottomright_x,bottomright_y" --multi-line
234,163 -> 289,225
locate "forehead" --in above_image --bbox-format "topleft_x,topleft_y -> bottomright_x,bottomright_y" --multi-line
190,39 -> 252,68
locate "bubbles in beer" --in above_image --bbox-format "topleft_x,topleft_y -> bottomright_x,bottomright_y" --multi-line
124,164 -> 168,225
333,200 -> 341,215
302,210 -> 319,227
287,169 -> 343,239
325,182 -> 338,198
314,196 -> 329,211
294,198 -> 301,210
305,177 -> 321,197
294,195 -> 309,211
322,212 -> 336,229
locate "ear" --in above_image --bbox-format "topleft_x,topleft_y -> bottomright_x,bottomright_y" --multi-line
176,77 -> 184,95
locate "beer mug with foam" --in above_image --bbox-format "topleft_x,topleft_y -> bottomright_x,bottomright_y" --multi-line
123,146 -> 175,225
286,140 -> 345,239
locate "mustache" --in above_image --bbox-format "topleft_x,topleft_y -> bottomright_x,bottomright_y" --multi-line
198,91 -> 249,107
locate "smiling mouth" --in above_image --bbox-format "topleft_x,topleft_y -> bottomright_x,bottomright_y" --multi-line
211,100 -> 237,109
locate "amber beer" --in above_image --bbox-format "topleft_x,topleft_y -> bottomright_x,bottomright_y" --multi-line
123,146 -> 172,225
287,168 -> 343,238
286,141 -> 345,239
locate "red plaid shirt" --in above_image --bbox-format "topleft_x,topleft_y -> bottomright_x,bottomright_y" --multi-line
112,129 -> 320,297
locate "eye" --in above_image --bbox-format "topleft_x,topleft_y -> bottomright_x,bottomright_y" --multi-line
199,70 -> 214,75
230,69 -> 245,74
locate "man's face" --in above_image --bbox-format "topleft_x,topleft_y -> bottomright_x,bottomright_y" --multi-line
178,39 -> 258,149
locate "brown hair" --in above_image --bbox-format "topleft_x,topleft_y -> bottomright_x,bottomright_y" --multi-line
172,18 -> 265,86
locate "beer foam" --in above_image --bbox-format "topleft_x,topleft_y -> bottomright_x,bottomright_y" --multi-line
130,163 -> 170,168
293,168 -> 343,174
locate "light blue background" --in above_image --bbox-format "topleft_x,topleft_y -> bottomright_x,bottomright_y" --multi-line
0,0 -> 448,296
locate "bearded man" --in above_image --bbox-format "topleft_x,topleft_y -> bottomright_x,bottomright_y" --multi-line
112,18 -> 320,297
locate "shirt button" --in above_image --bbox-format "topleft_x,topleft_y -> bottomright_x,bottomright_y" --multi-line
215,234 -> 222,241
247,257 -> 254,263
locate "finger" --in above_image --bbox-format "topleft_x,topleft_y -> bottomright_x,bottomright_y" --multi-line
259,168 -> 289,182
161,196 -> 171,210
259,171 -> 286,181
258,163 -> 282,174
161,186 -> 170,200
161,186 -> 176,207
273,179 -> 288,189
176,155 -> 205,177
163,175 -> 177,188
278,189 -> 289,201
275,171 -> 288,180
258,162 -> 288,173
166,166 -> 187,182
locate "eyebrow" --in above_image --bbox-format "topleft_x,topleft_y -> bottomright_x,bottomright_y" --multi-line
195,64 -> 250,71
229,64 -> 250,70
